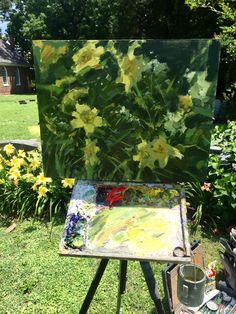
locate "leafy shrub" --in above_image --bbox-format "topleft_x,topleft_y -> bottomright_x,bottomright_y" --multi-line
0,144 -> 74,220
185,121 -> 236,226
208,121 -> 236,223
185,181 -> 216,227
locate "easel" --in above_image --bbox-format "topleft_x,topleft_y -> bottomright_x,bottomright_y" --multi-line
33,38 -> 220,314
79,259 -> 165,314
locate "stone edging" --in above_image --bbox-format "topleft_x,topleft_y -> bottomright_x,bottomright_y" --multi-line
0,139 -> 40,151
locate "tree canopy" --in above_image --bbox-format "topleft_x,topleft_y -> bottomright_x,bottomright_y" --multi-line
0,0 -> 235,118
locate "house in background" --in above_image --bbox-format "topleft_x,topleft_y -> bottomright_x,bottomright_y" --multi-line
0,39 -> 31,95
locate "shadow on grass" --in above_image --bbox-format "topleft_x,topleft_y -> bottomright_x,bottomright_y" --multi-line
0,216 -> 16,228
149,304 -> 171,314
189,219 -> 228,244
23,225 -> 38,233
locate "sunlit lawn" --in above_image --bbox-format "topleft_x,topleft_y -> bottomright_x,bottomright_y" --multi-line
0,95 -> 39,140
0,218 -> 223,314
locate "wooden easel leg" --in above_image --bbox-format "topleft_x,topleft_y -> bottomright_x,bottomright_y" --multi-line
140,262 -> 165,314
116,260 -> 128,314
79,259 -> 109,314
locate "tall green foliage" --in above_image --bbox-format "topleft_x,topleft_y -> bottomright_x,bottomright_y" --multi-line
185,121 -> 236,226
185,0 -> 236,119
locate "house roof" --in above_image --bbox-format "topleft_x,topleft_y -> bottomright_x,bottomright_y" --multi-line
0,39 -> 29,67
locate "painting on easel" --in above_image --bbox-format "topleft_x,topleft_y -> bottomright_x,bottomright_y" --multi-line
59,182 -> 191,262
33,39 -> 220,183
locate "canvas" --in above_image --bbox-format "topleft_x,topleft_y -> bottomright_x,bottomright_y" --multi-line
59,181 -> 191,262
33,39 -> 220,182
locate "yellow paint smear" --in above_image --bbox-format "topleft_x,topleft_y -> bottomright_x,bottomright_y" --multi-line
88,206 -> 181,255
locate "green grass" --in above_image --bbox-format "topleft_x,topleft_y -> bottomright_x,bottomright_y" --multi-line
0,95 -> 39,140
0,219 -> 223,314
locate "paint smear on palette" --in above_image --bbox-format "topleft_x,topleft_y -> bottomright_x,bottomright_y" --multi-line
87,206 -> 182,256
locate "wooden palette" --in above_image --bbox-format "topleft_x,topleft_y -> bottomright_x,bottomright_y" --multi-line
59,181 -> 191,263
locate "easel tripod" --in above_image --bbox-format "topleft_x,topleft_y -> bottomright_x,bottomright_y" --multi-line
79,259 -> 165,314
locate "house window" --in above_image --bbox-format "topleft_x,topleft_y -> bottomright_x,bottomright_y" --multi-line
1,66 -> 9,86
15,67 -> 21,86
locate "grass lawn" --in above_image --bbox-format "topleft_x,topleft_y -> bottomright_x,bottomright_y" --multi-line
0,219 -> 223,314
0,95 -> 39,140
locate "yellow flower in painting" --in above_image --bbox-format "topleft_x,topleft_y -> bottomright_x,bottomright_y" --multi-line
106,40 -> 117,56
73,41 -> 104,74
62,178 -> 75,188
35,173 -> 52,185
34,41 -> 67,67
71,104 -> 103,135
178,95 -> 192,111
0,164 -> 3,171
170,189 -> 179,196
117,41 -> 147,92
84,139 -> 100,167
38,185 -> 49,198
133,140 -> 156,170
62,88 -> 88,108
0,178 -> 5,184
152,136 -> 183,169
55,75 -> 76,87
3,144 -> 15,156
147,188 -> 163,197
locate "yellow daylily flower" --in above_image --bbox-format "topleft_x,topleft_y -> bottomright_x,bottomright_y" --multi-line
10,156 -> 25,168
32,183 -> 38,191
0,178 -> 5,184
29,158 -> 41,170
38,185 -> 49,198
71,104 -> 103,135
152,136 -> 183,169
3,144 -> 15,156
9,167 -> 21,181
62,178 -> 75,188
27,150 -> 40,158
178,95 -> 192,111
22,173 -> 35,183
73,41 -> 104,74
35,173 -> 52,185
83,139 -> 100,167
18,150 -> 26,158
0,164 -> 3,171
0,153 -> 5,163
133,140 -> 156,170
